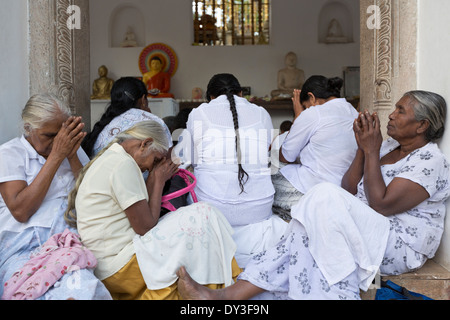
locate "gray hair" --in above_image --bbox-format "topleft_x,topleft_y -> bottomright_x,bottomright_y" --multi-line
112,120 -> 169,154
21,93 -> 72,134
403,90 -> 447,142
64,120 -> 169,227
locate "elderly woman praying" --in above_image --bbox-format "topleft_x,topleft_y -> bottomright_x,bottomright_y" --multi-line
0,93 -> 111,300
65,121 -> 241,300
176,90 -> 450,300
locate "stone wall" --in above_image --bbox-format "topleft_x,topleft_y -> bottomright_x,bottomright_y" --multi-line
360,0 -> 417,138
28,0 -> 90,123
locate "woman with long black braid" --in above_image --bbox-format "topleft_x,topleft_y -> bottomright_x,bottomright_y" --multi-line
179,74 -> 288,269
82,77 -> 172,158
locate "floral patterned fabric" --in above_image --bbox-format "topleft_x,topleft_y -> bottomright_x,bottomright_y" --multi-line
92,108 -> 172,157
239,218 -> 362,300
357,138 -> 450,260
239,139 -> 450,300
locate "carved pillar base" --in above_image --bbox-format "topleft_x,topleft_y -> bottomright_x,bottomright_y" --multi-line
28,0 -> 90,126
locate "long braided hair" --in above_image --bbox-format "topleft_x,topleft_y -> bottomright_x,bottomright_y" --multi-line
206,73 -> 249,194
81,77 -> 148,158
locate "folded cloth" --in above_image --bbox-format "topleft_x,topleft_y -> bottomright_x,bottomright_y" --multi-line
291,183 -> 390,291
2,229 -> 97,300
133,202 -> 237,290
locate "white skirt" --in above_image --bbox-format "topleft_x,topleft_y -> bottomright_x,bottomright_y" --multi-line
133,202 -> 237,290
193,195 -> 289,269
233,214 -> 288,268
240,182 -> 391,300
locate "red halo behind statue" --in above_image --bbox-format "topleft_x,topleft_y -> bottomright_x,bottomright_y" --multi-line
139,43 -> 178,77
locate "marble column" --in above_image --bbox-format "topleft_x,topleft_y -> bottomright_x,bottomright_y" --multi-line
360,0 -> 418,138
28,0 -> 90,126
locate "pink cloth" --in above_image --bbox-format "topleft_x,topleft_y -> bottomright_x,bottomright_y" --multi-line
2,229 -> 97,300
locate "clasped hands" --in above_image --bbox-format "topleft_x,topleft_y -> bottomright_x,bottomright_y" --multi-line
51,116 -> 86,161
353,110 -> 383,155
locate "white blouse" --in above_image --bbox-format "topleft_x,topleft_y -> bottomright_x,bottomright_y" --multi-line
181,95 -> 275,225
0,136 -> 89,232
76,143 -> 148,280
280,98 -> 359,194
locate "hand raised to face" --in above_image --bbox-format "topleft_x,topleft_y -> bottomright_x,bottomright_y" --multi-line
150,157 -> 180,185
51,116 -> 86,160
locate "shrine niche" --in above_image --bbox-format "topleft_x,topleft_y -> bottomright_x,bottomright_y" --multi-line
109,4 -> 144,48
318,1 -> 354,44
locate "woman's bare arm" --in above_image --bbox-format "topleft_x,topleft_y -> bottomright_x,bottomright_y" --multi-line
356,112 -> 430,216
125,158 -> 179,235
0,117 -> 86,223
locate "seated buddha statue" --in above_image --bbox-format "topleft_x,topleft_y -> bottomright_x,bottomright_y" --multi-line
91,65 -> 115,100
142,57 -> 174,98
270,52 -> 305,100
120,26 -> 138,48
325,19 -> 348,44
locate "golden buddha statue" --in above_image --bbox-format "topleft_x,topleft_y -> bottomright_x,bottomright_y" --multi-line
142,57 -> 174,98
271,52 -> 305,100
91,65 -> 115,100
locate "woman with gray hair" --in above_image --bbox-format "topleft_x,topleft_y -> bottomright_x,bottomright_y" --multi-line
0,93 -> 111,300
176,90 -> 450,300
65,121 -> 241,300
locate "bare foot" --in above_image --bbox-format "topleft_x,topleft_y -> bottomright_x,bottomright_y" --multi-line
176,266 -> 218,300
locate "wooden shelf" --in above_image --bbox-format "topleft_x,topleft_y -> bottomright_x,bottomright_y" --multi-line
179,99 -> 294,112
257,100 -> 293,110
179,98 -> 359,113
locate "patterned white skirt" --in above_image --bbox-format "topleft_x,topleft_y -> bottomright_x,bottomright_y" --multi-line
240,183 -> 393,300
239,220 -> 362,300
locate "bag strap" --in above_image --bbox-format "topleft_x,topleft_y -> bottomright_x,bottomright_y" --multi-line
161,169 -> 198,203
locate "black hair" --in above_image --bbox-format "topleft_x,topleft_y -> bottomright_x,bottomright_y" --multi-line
299,75 -> 344,103
280,120 -> 293,133
163,116 -> 177,133
174,108 -> 193,129
81,77 -> 147,158
206,73 -> 249,194
151,56 -> 162,63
